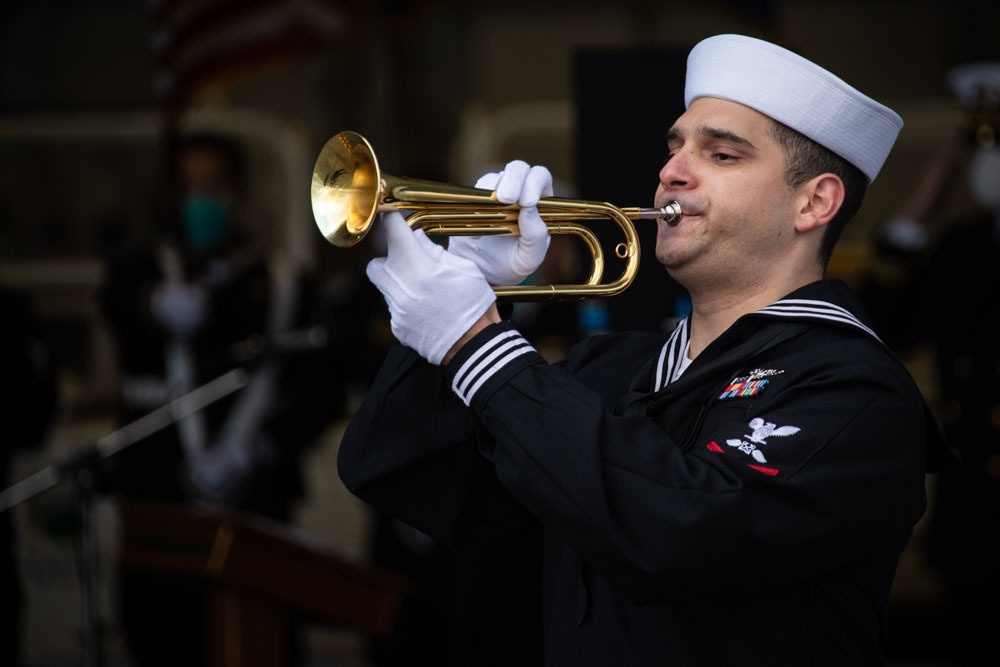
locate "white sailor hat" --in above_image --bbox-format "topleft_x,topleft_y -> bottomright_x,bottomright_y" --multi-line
684,34 -> 903,182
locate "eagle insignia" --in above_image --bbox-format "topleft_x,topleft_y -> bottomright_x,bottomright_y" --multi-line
724,417 -> 801,464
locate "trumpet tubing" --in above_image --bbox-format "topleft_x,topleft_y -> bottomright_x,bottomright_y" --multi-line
310,131 -> 681,300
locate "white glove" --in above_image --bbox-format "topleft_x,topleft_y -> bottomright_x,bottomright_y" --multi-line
367,211 -> 496,365
449,160 -> 552,285
150,282 -> 209,337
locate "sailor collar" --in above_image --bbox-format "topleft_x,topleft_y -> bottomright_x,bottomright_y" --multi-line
652,296 -> 882,392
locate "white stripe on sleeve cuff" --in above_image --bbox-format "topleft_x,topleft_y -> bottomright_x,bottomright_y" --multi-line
450,329 -> 536,406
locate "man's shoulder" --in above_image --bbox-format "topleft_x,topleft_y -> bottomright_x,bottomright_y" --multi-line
563,330 -> 668,375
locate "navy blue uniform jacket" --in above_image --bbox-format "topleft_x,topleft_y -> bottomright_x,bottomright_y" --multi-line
339,279 -> 947,666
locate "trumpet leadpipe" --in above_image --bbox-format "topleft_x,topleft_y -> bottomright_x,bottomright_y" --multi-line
628,202 -> 683,225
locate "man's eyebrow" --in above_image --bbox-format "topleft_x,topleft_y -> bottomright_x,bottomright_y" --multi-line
700,125 -> 756,149
665,125 -> 756,150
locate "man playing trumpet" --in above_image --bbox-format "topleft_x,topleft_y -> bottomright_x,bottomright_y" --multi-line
337,33 -> 950,666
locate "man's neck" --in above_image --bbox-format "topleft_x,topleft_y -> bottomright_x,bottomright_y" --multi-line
685,271 -> 821,357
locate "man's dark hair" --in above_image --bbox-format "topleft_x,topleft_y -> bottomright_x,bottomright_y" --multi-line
770,122 -> 868,267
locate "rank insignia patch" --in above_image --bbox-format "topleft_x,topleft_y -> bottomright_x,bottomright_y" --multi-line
704,415 -> 818,477
717,368 -> 784,400
705,417 -> 801,475
725,417 -> 800,464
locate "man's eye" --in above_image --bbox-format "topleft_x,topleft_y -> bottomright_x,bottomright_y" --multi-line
714,152 -> 738,162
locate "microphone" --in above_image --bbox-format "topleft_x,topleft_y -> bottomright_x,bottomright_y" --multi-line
269,325 -> 329,353
229,326 -> 329,363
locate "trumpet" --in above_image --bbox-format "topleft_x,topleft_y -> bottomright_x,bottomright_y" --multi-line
310,131 -> 681,300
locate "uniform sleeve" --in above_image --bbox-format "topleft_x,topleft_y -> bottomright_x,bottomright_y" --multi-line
445,324 -> 930,602
337,339 -> 546,545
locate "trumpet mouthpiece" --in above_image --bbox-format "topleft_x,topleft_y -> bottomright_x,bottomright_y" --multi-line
661,201 -> 682,226
635,201 -> 682,223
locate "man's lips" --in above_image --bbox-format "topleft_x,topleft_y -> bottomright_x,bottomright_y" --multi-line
661,207 -> 696,227
657,198 -> 694,226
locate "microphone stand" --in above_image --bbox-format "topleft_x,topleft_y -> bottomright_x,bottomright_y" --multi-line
0,367 -> 250,667
72,457 -> 102,667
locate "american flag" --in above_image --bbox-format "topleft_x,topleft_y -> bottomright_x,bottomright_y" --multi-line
147,0 -> 356,111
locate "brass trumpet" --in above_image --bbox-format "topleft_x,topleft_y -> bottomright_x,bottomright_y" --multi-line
310,130 -> 681,300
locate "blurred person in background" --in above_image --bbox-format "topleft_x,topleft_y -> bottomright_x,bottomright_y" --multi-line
859,63 -> 1000,666
97,131 -> 348,667
0,285 -> 58,667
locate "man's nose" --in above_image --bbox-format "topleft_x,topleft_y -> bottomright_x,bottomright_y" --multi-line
658,152 -> 692,190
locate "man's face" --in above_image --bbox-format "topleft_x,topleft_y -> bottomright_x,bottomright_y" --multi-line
653,97 -> 800,290
179,147 -> 236,203
177,147 -> 238,251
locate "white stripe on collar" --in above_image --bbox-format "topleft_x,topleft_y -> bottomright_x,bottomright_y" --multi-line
651,298 -> 879,391
653,318 -> 690,391
755,298 -> 881,341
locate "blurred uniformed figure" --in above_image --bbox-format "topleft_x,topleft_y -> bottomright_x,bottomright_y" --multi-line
0,287 -> 57,667
859,63 -> 1000,666
98,131 -> 347,667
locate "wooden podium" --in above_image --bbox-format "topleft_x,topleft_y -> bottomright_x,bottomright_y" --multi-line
117,499 -> 410,667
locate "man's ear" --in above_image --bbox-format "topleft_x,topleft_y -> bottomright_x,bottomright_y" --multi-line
795,174 -> 844,232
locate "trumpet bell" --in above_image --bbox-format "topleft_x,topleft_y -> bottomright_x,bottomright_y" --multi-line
311,131 -> 382,247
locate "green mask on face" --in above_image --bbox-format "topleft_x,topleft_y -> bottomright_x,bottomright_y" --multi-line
181,195 -> 231,251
